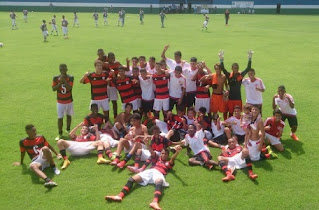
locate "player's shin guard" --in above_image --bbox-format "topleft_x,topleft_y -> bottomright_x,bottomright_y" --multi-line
119,177 -> 134,198
97,150 -> 104,158
153,182 -> 163,203
124,154 -> 132,162
245,157 -> 255,174
105,147 -> 112,158
60,149 -> 67,160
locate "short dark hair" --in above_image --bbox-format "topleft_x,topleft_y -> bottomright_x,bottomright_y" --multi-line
188,123 -> 197,130
140,68 -> 146,73
199,107 -> 207,114
59,64 -> 67,69
233,105 -> 241,111
248,68 -> 255,74
273,108 -> 282,116
190,57 -> 197,63
108,52 -> 115,58
125,103 -> 133,109
252,104 -> 261,111
131,113 -> 141,120
150,125 -> 160,133
91,103 -> 98,109
175,66 -> 182,72
139,56 -> 146,60
132,66 -> 139,72
174,51 -> 182,57
132,56 -> 138,61
25,124 -> 35,131
278,85 -> 286,91
149,56 -> 155,61
187,107 -> 195,113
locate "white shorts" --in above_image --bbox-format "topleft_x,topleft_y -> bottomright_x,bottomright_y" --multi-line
124,140 -> 134,153
100,134 -> 119,148
265,133 -> 281,145
107,86 -> 118,101
24,15 -> 27,20
138,168 -> 169,187
203,20 -> 208,27
12,19 -> 16,26
66,141 -> 96,156
74,19 -> 79,24
94,20 -> 98,24
104,17 -> 107,21
140,148 -> 151,161
122,99 -> 139,111
155,119 -> 169,135
57,102 -> 74,118
136,98 -> 142,109
153,98 -> 169,111
62,26 -> 68,35
227,152 -> 247,169
42,30 -> 49,37
52,24 -> 57,31
30,149 -> 50,170
247,139 -> 261,161
195,97 -> 210,112
90,98 -> 109,111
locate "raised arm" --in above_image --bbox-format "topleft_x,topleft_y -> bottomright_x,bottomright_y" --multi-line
161,44 -> 169,60
79,71 -> 90,83
169,145 -> 182,165
241,49 -> 253,77
219,50 -> 230,78
69,122 -> 83,139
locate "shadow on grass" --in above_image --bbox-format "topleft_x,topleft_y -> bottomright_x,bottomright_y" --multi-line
282,139 -> 305,156
241,169 -> 259,185
252,159 -> 273,171
170,169 -> 188,186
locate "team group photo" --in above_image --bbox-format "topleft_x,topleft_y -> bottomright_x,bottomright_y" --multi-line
1,0 -> 318,209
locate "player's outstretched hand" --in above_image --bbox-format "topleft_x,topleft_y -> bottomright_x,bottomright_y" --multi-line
218,50 -> 224,60
12,162 -> 21,166
248,49 -> 254,59
163,44 -> 169,51
175,145 -> 182,153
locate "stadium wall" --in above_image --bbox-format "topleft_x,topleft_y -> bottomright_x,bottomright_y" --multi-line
0,0 -> 319,14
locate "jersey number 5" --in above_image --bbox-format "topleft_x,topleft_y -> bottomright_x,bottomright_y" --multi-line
61,84 -> 67,94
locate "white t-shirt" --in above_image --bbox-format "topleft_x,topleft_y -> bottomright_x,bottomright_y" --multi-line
211,121 -> 225,138
184,115 -> 195,125
225,116 -> 245,135
139,75 -> 154,101
165,58 -> 189,71
184,129 -> 209,155
182,68 -> 198,93
169,72 -> 186,99
242,77 -> 265,104
274,94 -> 297,116
146,63 -> 156,75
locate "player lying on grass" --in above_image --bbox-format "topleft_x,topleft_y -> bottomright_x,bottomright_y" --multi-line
56,123 -> 111,170
105,144 -> 183,210
13,124 -> 60,188
218,136 -> 258,182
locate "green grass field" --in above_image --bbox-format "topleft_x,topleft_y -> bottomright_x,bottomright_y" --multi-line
1,12 -> 319,209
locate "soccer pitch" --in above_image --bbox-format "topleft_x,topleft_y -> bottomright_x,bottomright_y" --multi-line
1,12 -> 319,209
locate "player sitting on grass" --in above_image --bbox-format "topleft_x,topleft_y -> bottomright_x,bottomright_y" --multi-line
111,103 -> 133,139
13,124 -> 60,188
105,144 -> 183,210
218,136 -> 258,182
57,123 -> 111,170
264,108 -> 285,152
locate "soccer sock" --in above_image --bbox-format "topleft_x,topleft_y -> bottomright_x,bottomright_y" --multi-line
124,154 -> 132,162
134,155 -> 141,168
219,161 -> 228,174
245,157 -> 253,174
97,150 -> 104,158
60,149 -> 67,160
119,177 -> 134,198
265,154 -> 271,159
153,182 -> 163,203
44,177 -> 51,182
105,147 -> 112,158
261,148 -> 267,154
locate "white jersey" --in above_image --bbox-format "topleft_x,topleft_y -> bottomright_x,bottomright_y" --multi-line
182,67 -> 198,93
169,72 -> 186,99
146,63 -> 156,75
274,94 -> 297,116
139,75 -> 154,101
184,115 -> 195,125
165,58 -> 189,71
242,77 -> 265,104
184,129 -> 209,155
225,116 -> 245,135
211,121 -> 225,138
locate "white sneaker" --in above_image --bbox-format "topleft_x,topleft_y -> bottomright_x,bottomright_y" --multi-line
44,181 -> 57,188
53,167 -> 60,175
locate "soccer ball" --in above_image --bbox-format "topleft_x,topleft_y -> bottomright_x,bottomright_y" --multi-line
0,43 -> 3,47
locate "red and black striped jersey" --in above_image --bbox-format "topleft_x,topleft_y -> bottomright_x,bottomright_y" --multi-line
150,136 -> 172,152
104,62 -> 122,87
72,133 -> 96,142
166,114 -> 185,130
196,73 -> 210,99
52,75 -> 74,104
114,76 -> 136,103
152,73 -> 170,99
83,72 -> 109,100
221,145 -> 242,157
131,75 -> 142,99
83,113 -> 105,130
19,136 -> 49,159
151,154 -> 174,175
264,117 -> 285,138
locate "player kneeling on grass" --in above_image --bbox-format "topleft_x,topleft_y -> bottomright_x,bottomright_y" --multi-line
264,108 -> 285,152
105,144 -> 182,210
40,20 -> 49,42
182,122 -> 218,170
218,136 -> 257,182
57,122 -> 110,170
13,124 -> 60,188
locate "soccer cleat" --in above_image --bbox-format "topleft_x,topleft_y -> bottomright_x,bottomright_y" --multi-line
222,174 -> 235,182
111,153 -> 117,161
265,145 -> 273,154
55,134 -> 62,141
249,173 -> 258,180
149,201 -> 161,210
290,133 -> 299,141
61,159 -> 71,169
110,158 -> 120,166
97,157 -> 111,164
117,160 -> 126,169
105,195 -> 122,202
269,151 -> 278,159
127,166 -> 138,173
53,167 -> 60,175
44,180 -> 57,188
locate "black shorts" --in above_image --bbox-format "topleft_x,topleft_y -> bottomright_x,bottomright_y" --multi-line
282,115 -> 298,127
170,129 -> 186,142
184,92 -> 196,107
141,100 -> 154,113
212,134 -> 227,145
235,134 -> 245,145
169,98 -> 185,111
194,150 -> 212,162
